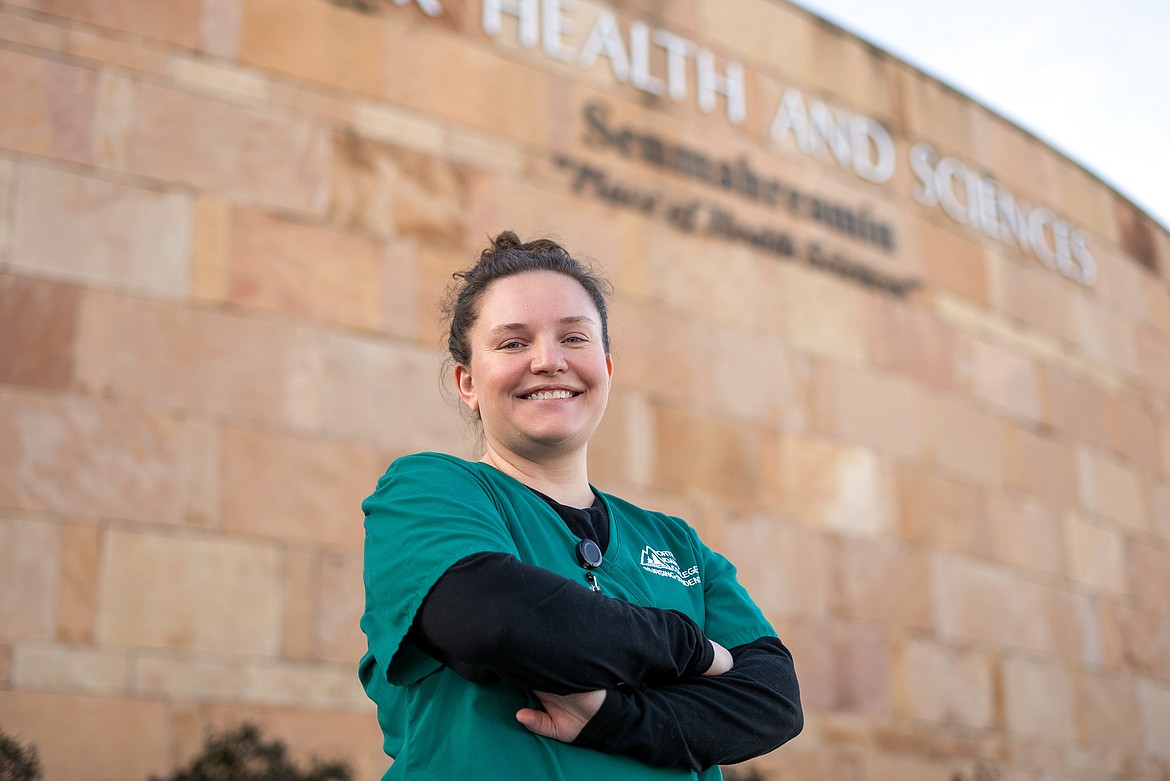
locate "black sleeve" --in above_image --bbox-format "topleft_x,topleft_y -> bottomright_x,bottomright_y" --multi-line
407,551 -> 715,694
571,636 -> 803,771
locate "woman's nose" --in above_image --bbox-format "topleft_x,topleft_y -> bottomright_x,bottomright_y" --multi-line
530,340 -> 567,373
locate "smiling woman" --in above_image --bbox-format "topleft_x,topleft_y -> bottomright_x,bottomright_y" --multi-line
357,231 -> 803,780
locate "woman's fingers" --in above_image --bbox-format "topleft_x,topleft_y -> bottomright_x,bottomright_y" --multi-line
516,689 -> 607,743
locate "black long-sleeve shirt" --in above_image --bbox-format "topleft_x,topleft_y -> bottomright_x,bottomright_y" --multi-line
405,491 -> 802,772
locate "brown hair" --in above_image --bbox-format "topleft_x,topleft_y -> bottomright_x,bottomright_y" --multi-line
442,231 -> 612,368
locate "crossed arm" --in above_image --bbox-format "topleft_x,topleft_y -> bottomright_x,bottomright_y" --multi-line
407,551 -> 802,772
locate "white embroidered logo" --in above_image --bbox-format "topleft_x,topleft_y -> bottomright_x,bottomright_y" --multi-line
640,547 -> 701,587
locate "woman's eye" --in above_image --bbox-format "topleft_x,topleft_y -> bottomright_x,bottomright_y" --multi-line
564,335 -> 586,343
500,341 -> 524,350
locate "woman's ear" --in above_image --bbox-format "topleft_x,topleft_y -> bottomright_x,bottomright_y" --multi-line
454,363 -> 479,412
605,354 -> 614,386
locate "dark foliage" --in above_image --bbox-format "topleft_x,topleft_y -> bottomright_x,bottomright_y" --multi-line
722,766 -> 767,781
149,724 -> 352,781
0,730 -> 42,781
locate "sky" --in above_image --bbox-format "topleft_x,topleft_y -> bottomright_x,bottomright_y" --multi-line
788,0 -> 1170,231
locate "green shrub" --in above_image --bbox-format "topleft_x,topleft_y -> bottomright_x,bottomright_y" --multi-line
150,723 -> 352,781
0,730 -> 42,781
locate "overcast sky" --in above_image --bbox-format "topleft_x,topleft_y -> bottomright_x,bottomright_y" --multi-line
788,0 -> 1170,231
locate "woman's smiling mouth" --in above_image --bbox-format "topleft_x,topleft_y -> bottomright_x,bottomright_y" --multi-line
521,389 -> 580,400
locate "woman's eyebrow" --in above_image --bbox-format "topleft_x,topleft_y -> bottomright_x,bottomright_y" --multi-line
486,316 -> 597,336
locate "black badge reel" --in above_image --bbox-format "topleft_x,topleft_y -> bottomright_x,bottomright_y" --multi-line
576,539 -> 603,592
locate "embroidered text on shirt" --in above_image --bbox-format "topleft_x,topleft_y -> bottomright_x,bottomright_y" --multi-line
640,547 -> 701,587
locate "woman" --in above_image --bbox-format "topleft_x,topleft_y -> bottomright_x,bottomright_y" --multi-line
359,232 -> 802,779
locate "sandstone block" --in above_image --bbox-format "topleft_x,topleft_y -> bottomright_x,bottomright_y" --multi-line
963,338 -> 1042,423
995,260 -> 1077,344
860,752 -> 956,781
1077,446 -> 1149,531
1134,324 -> 1170,396
192,196 -> 231,302
1003,655 -> 1074,743
168,56 -> 269,106
1073,294 -> 1136,374
331,134 -> 472,244
97,529 -> 282,655
699,0 -> 806,83
868,298 -> 962,390
129,82 -> 330,215
903,73 -> 980,164
0,690 -> 169,781
281,547 -> 317,661
928,397 -> 1005,487
778,265 -> 869,365
1063,510 -> 1127,595
382,21 -> 550,147
66,27 -> 170,73
0,273 -> 80,390
1106,393 -> 1161,471
1098,600 -> 1168,677
803,22 -> 897,121
0,157 -> 12,259
984,493 -> 1064,578
720,515 -> 833,620
652,403 -> 773,507
780,435 -> 892,536
1074,671 -> 1142,751
917,219 -> 989,305
784,618 -> 890,714
134,654 -> 246,699
229,209 -> 385,330
0,48 -> 94,164
896,638 -> 993,728
244,660 -> 365,709
934,554 -> 1079,656
608,299 -> 692,405
36,0 -> 201,48
74,291 -> 292,424
319,331 -> 467,453
840,537 -> 933,630
200,0 -> 242,59
56,523 -> 100,643
1003,424 -> 1078,503
0,7 -> 66,49
317,552 -> 365,664
240,0 -> 384,96
1148,278 -> 1170,339
820,363 -> 926,459
0,389 -> 179,522
1129,539 -> 1170,612
894,464 -> 988,554
1042,367 -> 1109,448
11,162 -> 193,297
12,644 -> 129,694
1138,681 -> 1170,756
0,517 -> 59,640
221,427 -> 382,548
92,71 -> 136,169
176,418 -> 220,528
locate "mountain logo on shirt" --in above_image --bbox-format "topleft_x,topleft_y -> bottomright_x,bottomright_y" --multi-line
640,546 -> 701,587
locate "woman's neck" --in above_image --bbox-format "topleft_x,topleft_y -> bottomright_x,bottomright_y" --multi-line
479,445 -> 594,508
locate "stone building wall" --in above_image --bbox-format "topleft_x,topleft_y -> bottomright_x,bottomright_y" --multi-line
1,1 -> 1168,779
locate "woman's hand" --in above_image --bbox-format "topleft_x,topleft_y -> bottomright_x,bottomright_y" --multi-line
704,640 -> 733,676
516,689 -> 607,743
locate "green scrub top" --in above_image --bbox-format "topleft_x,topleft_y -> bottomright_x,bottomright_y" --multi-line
359,452 -> 775,780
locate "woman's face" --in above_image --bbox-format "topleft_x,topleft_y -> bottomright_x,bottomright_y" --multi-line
455,270 -> 613,462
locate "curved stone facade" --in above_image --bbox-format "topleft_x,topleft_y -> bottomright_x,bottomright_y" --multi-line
1,1 -> 1168,779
